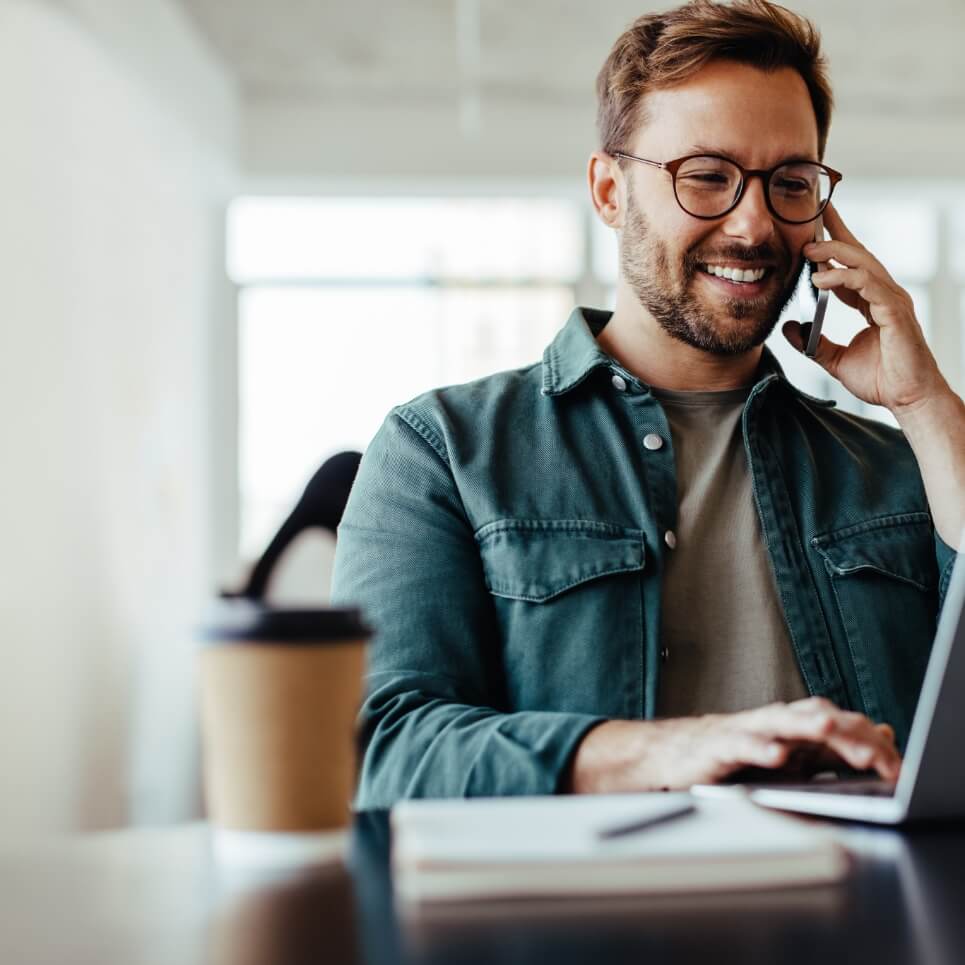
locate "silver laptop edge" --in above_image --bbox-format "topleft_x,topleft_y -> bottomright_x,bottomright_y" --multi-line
750,532 -> 965,824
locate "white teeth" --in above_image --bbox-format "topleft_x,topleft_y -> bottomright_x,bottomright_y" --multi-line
704,264 -> 767,283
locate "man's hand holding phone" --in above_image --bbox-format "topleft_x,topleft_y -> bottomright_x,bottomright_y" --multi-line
782,201 -> 964,548
782,201 -> 948,416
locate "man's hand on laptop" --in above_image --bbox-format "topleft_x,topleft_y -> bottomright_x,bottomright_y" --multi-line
564,697 -> 901,793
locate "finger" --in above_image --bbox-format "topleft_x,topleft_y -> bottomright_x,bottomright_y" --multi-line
783,738 -> 886,778
833,710 -> 903,755
772,709 -> 901,780
821,204 -> 909,304
786,699 -> 884,738
876,722 -> 897,745
817,710 -> 903,779
819,734 -> 901,779
740,701 -> 838,743
781,320 -> 847,378
745,701 -> 899,777
811,267 -> 907,327
822,201 -> 863,250
712,732 -> 791,772
821,283 -> 870,317
803,238 -> 900,291
787,696 -> 838,714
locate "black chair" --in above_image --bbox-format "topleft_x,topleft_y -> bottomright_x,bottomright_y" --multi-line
226,450 -> 362,601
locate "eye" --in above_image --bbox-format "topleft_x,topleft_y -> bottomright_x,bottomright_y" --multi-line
680,172 -> 731,186
773,177 -> 811,195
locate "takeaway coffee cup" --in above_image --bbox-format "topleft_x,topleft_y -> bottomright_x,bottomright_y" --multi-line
199,600 -> 371,834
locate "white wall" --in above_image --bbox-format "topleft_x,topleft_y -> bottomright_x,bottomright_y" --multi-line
0,0 -> 238,837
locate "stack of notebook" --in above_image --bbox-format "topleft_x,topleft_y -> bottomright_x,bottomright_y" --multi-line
391,793 -> 848,903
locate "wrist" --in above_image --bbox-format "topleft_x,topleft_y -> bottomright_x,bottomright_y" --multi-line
892,379 -> 959,432
565,714 -> 736,793
563,718 -> 667,794
892,384 -> 965,549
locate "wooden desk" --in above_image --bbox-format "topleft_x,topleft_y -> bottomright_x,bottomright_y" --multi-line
2,813 -> 964,964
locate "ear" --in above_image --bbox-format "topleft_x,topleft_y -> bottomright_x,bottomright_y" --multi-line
587,151 -> 626,229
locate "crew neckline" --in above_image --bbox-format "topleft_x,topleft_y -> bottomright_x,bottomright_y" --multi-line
650,384 -> 753,406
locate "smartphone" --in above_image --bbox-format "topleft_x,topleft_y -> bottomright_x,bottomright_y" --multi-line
805,217 -> 828,358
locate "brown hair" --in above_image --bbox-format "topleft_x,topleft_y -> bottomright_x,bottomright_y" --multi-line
596,0 -> 833,159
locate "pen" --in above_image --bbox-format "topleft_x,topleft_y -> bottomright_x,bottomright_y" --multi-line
595,801 -> 697,840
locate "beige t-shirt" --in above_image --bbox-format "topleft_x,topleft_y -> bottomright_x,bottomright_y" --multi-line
654,384 -> 809,718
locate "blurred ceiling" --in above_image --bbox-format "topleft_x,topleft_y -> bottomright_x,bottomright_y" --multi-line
178,0 -> 965,116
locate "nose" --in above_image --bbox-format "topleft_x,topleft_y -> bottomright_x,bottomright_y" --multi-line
721,175 -> 776,247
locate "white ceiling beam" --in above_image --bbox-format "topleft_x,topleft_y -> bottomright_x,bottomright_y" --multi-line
455,0 -> 482,140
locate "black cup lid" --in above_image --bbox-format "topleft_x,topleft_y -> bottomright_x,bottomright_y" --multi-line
202,598 -> 372,645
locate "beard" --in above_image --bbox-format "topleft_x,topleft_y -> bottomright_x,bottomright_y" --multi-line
619,183 -> 804,356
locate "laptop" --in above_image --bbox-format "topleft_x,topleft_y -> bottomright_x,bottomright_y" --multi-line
734,536 -> 965,824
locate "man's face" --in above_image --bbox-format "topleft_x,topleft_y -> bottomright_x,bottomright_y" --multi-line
617,61 -> 820,356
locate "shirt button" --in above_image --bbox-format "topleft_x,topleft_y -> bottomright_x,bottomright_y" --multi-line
611,374 -> 627,392
643,433 -> 664,451
664,530 -> 677,549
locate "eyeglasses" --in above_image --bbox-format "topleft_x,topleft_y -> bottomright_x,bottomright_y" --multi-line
612,152 -> 843,225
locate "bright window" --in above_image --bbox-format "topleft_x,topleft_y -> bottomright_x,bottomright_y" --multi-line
231,197 -> 581,559
228,197 -> 584,282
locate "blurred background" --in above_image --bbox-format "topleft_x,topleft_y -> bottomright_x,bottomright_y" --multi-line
1,0 -> 963,839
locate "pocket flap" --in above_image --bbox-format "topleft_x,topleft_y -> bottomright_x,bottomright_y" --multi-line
476,519 -> 646,602
811,514 -> 936,591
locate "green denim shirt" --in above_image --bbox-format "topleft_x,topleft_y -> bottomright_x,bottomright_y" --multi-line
332,307 -> 959,809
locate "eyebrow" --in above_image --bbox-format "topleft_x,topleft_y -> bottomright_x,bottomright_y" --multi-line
689,144 -> 820,166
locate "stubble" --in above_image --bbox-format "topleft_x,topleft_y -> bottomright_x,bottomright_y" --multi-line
619,183 -> 803,356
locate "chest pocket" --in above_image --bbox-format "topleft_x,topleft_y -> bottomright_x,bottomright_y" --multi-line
478,519 -> 645,601
812,514 -> 938,746
475,519 -> 647,717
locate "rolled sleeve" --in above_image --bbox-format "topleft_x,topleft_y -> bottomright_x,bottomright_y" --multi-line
331,409 -> 605,809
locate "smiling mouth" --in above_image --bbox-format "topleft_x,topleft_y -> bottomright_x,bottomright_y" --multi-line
698,263 -> 775,285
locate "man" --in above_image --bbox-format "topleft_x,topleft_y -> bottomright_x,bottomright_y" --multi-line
332,0 -> 964,806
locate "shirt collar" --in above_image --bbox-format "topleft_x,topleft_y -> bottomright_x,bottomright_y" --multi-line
541,306 -> 835,408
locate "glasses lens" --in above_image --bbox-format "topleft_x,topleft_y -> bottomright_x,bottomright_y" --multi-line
674,156 -> 743,218
768,163 -> 831,223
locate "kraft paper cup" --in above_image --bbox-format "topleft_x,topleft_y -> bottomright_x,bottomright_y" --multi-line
199,601 -> 371,868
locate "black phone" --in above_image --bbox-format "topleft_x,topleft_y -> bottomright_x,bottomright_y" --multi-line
805,217 -> 828,358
